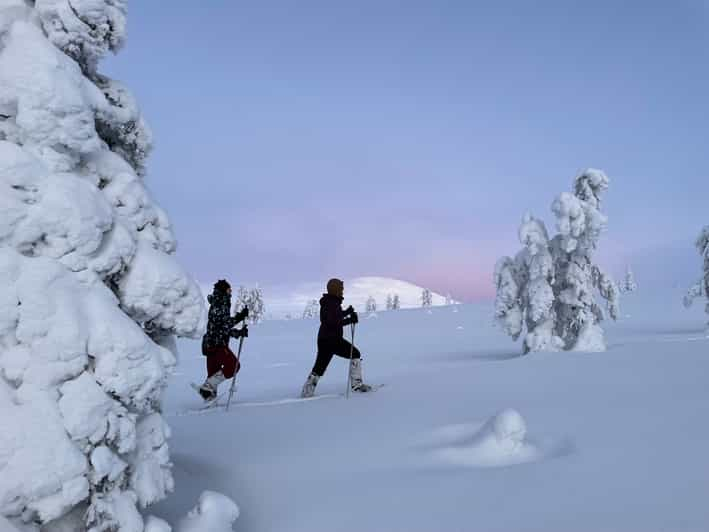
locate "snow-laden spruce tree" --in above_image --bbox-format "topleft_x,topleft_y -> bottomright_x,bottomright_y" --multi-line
621,265 -> 637,293
552,170 -> 620,350
365,296 -> 377,313
234,285 -> 265,324
421,288 -> 432,308
302,299 -> 318,319
494,214 -> 562,353
0,2 -> 206,530
385,294 -> 393,310
683,227 -> 709,319
494,169 -> 619,353
392,294 -> 400,310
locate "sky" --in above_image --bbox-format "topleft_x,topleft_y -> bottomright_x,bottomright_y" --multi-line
104,1 -> 708,301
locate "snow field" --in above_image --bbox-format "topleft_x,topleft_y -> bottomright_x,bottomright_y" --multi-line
153,292 -> 709,532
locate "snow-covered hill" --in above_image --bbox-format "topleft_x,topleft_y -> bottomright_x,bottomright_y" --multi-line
267,276 -> 452,318
200,277 -> 455,319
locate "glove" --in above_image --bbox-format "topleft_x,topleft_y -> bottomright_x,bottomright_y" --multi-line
236,307 -> 249,321
350,311 -> 359,325
231,326 -> 248,339
344,305 -> 355,316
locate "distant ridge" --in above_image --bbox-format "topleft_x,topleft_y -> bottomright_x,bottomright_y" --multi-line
200,277 -> 456,319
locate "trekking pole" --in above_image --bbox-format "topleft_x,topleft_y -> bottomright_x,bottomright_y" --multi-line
346,322 -> 356,399
226,332 -> 245,411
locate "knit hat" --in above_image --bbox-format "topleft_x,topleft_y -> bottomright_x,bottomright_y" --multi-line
326,278 -> 344,295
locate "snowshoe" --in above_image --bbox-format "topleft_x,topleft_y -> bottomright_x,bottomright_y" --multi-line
190,382 -> 218,402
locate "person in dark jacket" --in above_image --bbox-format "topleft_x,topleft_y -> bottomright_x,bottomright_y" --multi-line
301,278 -> 372,398
198,279 -> 249,401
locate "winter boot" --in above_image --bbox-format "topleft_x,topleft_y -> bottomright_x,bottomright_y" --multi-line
199,370 -> 226,401
349,358 -> 372,392
198,382 -> 217,401
301,372 -> 320,398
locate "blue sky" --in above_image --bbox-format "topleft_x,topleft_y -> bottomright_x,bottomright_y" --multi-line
105,1 -> 708,300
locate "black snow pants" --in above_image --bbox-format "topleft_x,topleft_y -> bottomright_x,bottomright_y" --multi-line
311,337 -> 361,377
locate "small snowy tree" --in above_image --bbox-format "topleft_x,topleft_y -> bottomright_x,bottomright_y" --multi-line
392,294 -> 401,310
302,299 -> 318,319
495,215 -> 561,353
0,2 -> 205,530
684,227 -> 709,321
494,169 -> 619,353
365,296 -> 377,313
445,293 -> 453,306
421,288 -> 433,307
234,285 -> 265,324
386,294 -> 394,310
620,265 -> 637,293
249,286 -> 265,323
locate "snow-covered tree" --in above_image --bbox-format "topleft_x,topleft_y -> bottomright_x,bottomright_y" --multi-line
249,287 -> 266,324
302,299 -> 318,319
495,215 -> 561,353
421,288 -> 433,307
234,285 -> 265,324
392,294 -> 401,310
620,265 -> 637,293
386,294 -> 394,310
0,3 -> 206,530
551,170 -> 620,350
684,227 -> 709,320
494,169 -> 619,353
365,296 -> 377,313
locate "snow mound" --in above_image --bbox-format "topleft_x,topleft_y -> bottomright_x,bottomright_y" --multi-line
144,515 -> 171,532
429,409 -> 543,468
176,491 -> 240,532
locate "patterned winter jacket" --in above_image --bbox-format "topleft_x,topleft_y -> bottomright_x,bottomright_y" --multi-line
203,291 -> 242,350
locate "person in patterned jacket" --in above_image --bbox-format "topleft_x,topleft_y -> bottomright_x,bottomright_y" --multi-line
198,279 -> 249,400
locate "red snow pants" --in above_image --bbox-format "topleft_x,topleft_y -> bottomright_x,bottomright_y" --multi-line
203,345 -> 240,379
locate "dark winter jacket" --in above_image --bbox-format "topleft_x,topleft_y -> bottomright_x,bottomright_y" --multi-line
317,294 -> 355,343
203,291 -> 244,350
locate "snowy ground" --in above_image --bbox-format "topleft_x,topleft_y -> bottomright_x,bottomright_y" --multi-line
154,291 -> 709,532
